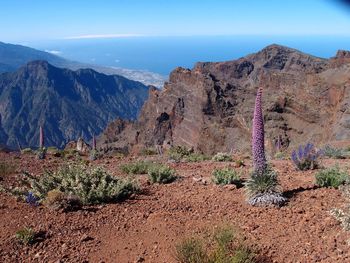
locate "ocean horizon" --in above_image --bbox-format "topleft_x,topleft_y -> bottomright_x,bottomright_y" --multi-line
27,35 -> 350,75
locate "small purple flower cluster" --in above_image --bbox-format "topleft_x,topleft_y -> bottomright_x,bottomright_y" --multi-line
291,143 -> 322,170
25,192 -> 39,206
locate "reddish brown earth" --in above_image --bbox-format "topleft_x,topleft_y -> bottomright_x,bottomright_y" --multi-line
1,152 -> 350,263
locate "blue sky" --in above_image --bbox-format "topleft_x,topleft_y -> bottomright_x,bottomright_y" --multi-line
1,0 -> 350,42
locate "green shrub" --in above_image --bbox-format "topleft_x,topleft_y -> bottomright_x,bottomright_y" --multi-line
168,146 -> 193,162
323,145 -> 349,159
43,189 -> 82,212
185,153 -> 210,162
212,168 -> 242,186
121,161 -> 154,174
15,227 -> 35,245
315,165 -> 349,188
212,152 -> 233,162
274,152 -> 285,160
175,238 -> 207,263
175,225 -> 256,263
148,164 -> 176,184
21,164 -> 139,205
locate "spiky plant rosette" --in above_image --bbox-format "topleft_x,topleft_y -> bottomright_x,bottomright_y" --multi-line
246,88 -> 286,206
245,167 -> 286,206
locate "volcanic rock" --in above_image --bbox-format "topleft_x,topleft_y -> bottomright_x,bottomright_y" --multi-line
99,44 -> 350,154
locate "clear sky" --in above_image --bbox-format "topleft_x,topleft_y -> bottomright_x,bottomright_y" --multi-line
1,0 -> 350,42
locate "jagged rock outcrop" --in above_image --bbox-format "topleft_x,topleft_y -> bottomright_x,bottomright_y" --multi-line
98,44 -> 350,155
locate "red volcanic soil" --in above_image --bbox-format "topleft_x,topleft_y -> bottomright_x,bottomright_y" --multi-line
1,152 -> 350,263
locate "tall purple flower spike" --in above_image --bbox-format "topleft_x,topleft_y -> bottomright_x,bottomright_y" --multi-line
39,126 -> 44,149
252,87 -> 267,173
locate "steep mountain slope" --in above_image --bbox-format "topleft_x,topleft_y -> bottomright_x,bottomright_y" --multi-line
0,41 -> 166,87
0,60 -> 149,148
98,44 -> 350,154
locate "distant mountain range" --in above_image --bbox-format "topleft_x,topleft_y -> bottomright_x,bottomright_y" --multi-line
0,41 -> 166,87
98,44 -> 350,154
0,60 -> 149,149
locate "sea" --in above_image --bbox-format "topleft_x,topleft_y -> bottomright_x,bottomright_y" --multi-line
29,35 -> 350,76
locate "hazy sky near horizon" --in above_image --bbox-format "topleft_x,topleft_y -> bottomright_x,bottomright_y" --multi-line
1,0 -> 350,42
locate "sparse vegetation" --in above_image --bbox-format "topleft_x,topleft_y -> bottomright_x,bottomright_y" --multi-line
168,146 -> 193,162
291,143 -> 322,170
212,168 -> 242,186
331,185 -> 350,231
15,227 -> 35,245
185,153 -> 210,162
43,189 -> 82,211
175,225 -> 256,263
212,152 -> 233,162
148,164 -> 176,184
121,161 -> 154,174
315,165 -> 349,188
20,164 -> 139,205
323,145 -> 349,159
140,147 -> 158,156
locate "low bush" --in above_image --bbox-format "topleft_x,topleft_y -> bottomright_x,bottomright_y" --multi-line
315,165 -> 349,188
212,168 -> 242,186
43,189 -> 82,212
168,146 -> 193,162
175,225 -> 256,263
15,227 -> 35,245
212,152 -> 233,162
185,153 -> 210,162
20,164 -> 139,205
331,185 -> 350,231
323,145 -> 349,159
148,164 -> 176,184
291,143 -> 322,170
120,161 -> 154,174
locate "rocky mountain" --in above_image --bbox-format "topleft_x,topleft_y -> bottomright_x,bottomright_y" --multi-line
0,41 -> 166,87
98,44 -> 350,155
0,60 -> 149,148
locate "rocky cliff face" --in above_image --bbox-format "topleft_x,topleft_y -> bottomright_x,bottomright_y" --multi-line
0,60 -> 149,148
99,44 -> 350,155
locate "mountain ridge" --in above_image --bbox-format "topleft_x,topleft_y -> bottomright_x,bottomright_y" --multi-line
0,60 -> 149,148
0,41 -> 166,87
97,44 -> 350,154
